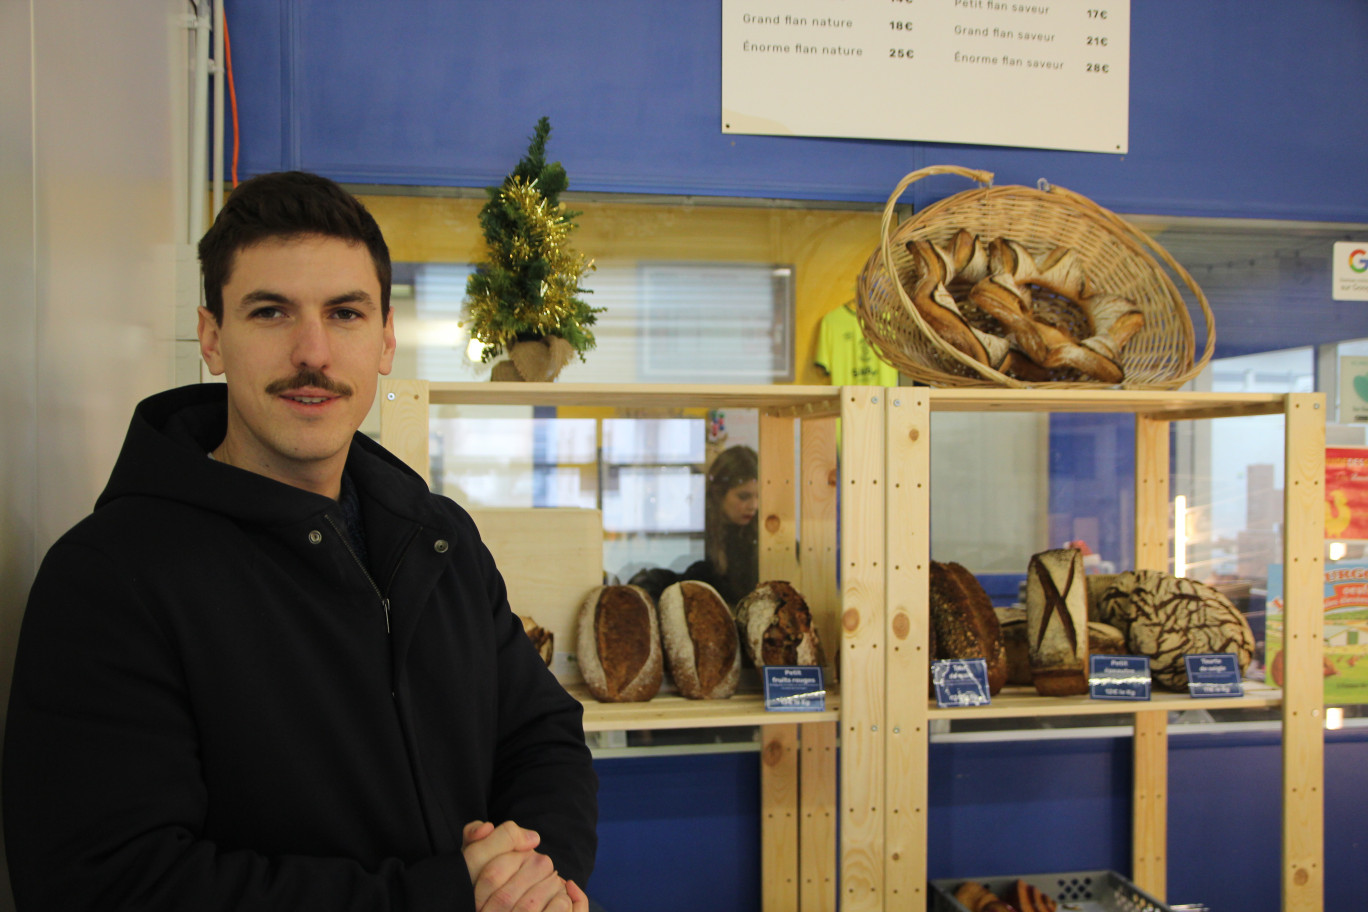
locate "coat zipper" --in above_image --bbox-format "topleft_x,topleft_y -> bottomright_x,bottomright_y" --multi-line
326,514 -> 392,633
323,517 -> 439,850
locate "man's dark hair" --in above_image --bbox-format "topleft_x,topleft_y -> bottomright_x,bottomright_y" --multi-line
197,171 -> 391,324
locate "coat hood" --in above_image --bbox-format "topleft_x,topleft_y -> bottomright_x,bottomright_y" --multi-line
96,384 -> 430,526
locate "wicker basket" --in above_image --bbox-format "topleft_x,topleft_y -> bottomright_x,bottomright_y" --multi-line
856,165 -> 1214,389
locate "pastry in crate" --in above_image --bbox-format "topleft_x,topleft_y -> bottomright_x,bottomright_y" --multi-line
954,879 -> 1057,912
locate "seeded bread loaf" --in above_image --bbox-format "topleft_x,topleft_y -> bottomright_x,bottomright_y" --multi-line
929,561 -> 1007,695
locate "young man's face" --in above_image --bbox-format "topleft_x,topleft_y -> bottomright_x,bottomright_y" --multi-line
197,234 -> 396,495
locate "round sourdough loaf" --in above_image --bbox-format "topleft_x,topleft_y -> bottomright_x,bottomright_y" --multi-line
929,561 -> 1007,694
658,580 -> 740,699
734,581 -> 825,668
576,585 -> 662,702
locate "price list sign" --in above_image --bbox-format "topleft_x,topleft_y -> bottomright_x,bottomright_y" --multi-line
722,0 -> 1130,154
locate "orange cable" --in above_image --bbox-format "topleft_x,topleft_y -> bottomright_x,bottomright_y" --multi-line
223,6 -> 240,187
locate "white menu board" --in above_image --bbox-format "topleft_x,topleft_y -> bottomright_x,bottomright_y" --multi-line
722,0 -> 1130,154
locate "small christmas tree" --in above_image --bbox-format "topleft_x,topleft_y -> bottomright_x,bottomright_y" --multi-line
464,118 -> 600,375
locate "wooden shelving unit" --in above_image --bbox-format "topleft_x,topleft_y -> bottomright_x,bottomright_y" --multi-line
379,380 -> 1325,912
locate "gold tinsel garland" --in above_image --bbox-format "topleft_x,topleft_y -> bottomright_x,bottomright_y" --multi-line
465,177 -> 595,353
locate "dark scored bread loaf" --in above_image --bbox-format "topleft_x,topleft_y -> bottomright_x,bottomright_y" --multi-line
658,580 -> 740,699
929,561 -> 1007,694
734,581 -> 825,668
576,585 -> 662,702
996,607 -> 1031,687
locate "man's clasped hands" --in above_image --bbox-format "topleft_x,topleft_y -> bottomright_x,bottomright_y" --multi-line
463,821 -> 590,912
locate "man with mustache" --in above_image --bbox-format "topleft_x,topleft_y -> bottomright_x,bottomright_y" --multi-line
4,172 -> 598,912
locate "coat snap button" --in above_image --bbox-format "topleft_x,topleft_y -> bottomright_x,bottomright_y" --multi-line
433,539 -> 449,553
308,530 -> 323,545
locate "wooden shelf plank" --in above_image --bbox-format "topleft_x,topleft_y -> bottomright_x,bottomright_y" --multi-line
571,684 -> 840,732
925,683 -> 1282,720
417,383 -> 1289,422
925,388 -> 1287,420
423,381 -> 841,413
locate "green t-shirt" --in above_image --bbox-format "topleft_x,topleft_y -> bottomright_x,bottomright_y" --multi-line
815,303 -> 900,386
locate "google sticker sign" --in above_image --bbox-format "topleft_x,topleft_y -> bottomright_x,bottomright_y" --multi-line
1333,242 -> 1368,301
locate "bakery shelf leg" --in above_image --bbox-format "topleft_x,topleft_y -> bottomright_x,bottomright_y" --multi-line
838,387 -> 886,911
800,721 -> 839,912
1132,710 -> 1168,898
762,723 -> 801,912
1131,414 -> 1171,897
1281,393 -> 1325,912
882,390 -> 930,912
759,412 -> 802,911
799,414 -> 840,912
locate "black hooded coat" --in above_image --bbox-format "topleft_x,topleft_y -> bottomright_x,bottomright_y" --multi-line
4,384 -> 597,911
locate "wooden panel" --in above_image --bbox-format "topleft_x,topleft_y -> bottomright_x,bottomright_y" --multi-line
1134,415 -> 1171,573
1281,393 -> 1325,912
799,721 -> 838,912
760,413 -> 800,581
465,508 -> 602,683
758,414 -> 801,911
1132,711 -> 1168,897
884,390 -> 931,910
379,378 -> 431,485
761,724 -> 800,912
799,415 -> 839,912
838,387 -> 886,911
1131,413 -> 1171,896
800,416 -> 840,679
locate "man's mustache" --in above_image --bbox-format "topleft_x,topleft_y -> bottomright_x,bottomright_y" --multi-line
264,369 -> 352,398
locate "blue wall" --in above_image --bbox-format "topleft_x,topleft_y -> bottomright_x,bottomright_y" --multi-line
225,0 -> 1368,221
590,729 -> 1368,912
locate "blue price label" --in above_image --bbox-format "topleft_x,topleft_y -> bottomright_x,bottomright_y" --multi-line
763,666 -> 826,712
932,658 -> 992,707
1185,653 -> 1243,697
1089,655 -> 1152,701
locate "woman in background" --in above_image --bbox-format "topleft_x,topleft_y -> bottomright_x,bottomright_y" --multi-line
686,444 -> 759,605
